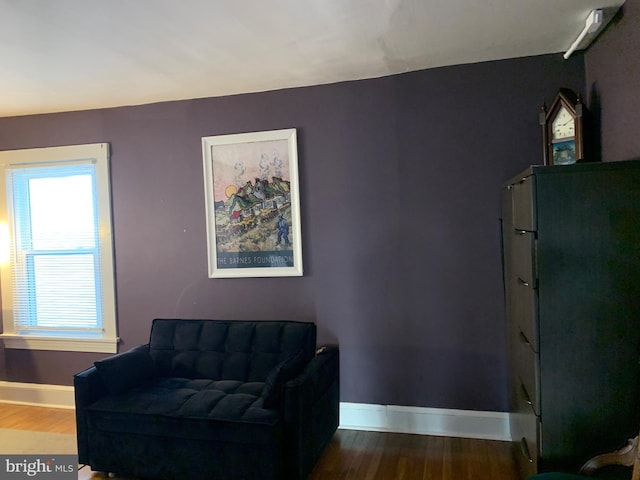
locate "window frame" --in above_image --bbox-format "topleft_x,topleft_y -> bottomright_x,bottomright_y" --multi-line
0,143 -> 118,353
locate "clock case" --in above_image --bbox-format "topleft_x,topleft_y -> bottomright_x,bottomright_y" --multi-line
540,88 -> 585,166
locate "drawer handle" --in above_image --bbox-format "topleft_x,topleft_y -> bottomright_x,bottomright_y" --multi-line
517,277 -> 530,287
519,331 -> 532,347
520,437 -> 534,463
517,230 -> 528,235
521,383 -> 533,406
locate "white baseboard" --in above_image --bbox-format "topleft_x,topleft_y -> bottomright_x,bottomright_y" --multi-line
0,382 -> 511,441
339,402 -> 511,441
0,381 -> 75,409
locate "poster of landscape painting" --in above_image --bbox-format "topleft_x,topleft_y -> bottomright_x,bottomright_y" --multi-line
202,129 -> 303,278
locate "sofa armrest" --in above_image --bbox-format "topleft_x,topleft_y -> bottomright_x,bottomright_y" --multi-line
282,345 -> 340,480
74,344 -> 155,464
74,364 -> 107,464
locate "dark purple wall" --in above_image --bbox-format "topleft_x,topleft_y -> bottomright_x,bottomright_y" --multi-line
0,53 -> 584,411
585,0 -> 640,163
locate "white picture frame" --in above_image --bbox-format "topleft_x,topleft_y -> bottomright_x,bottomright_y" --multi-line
202,128 -> 303,278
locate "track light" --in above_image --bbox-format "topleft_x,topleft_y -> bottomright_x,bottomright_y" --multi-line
563,7 -> 620,59
564,9 -> 603,59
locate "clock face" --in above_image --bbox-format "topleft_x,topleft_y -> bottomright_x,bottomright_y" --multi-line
551,106 -> 575,140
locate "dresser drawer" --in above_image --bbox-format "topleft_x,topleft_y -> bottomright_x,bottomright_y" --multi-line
511,383 -> 539,480
512,278 -> 538,352
512,230 -> 536,287
515,333 -> 540,415
512,175 -> 536,231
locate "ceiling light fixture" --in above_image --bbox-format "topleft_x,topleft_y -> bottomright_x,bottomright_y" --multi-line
563,7 -> 619,59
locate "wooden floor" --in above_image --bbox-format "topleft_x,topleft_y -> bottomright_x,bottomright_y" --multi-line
0,402 -> 518,480
308,429 -> 517,480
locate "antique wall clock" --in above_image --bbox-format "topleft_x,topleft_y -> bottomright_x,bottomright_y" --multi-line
540,89 -> 585,166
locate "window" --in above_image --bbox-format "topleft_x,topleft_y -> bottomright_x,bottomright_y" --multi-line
0,143 -> 118,353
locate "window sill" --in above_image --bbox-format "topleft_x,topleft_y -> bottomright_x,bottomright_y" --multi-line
0,334 -> 119,353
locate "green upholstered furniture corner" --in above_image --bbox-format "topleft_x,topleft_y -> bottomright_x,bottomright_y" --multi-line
527,436 -> 638,480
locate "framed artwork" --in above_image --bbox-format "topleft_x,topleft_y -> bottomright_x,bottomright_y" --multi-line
202,128 -> 303,278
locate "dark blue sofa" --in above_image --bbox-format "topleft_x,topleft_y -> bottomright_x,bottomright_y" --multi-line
74,319 -> 340,480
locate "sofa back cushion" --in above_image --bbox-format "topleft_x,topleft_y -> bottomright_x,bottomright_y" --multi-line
148,319 -> 316,382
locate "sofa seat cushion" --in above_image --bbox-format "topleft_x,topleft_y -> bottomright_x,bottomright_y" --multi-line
86,377 -> 280,445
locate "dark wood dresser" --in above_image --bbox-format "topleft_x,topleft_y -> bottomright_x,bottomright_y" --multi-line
501,161 -> 640,479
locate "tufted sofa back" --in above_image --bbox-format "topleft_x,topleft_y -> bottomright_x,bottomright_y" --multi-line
148,319 -> 317,382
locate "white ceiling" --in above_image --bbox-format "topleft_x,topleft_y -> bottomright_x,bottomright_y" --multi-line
0,0 -> 625,118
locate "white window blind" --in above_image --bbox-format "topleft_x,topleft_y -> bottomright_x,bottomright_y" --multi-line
0,143 -> 118,353
10,164 -> 103,335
